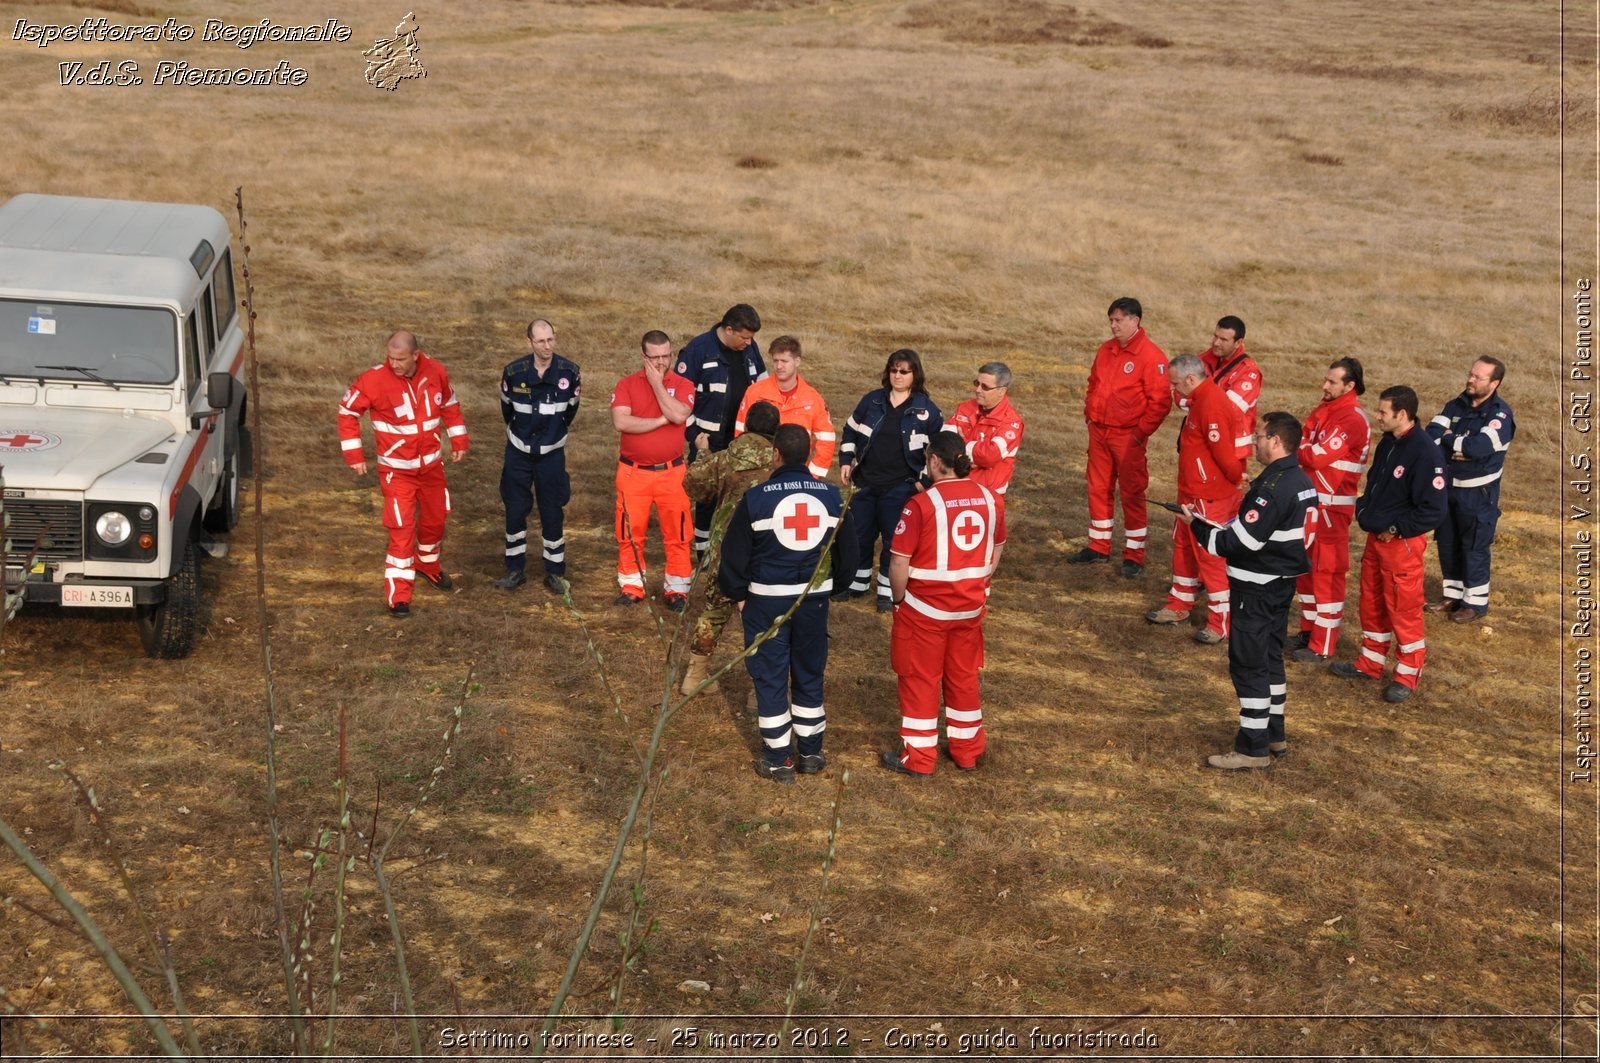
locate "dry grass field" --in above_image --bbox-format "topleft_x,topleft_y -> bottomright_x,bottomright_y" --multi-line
0,0 -> 1594,1058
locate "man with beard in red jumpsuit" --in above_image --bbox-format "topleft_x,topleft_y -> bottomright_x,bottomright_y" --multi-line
1145,354 -> 1245,645
1069,297 -> 1172,578
1291,358 -> 1372,662
1192,315 -> 1261,463
943,361 -> 1025,501
880,433 -> 1007,777
338,330 -> 470,617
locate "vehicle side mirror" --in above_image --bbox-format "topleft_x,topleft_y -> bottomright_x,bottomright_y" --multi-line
207,372 -> 237,411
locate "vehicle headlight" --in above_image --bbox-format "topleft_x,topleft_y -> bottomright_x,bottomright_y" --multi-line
94,510 -> 132,546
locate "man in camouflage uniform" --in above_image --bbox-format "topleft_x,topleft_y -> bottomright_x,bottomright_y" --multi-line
680,400 -> 782,694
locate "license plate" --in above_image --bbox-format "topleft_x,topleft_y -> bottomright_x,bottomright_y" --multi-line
61,585 -> 134,608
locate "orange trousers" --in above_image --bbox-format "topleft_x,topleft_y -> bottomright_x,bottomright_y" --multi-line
614,461 -> 692,598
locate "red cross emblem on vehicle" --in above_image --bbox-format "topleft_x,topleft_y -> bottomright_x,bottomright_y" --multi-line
952,509 -> 985,548
0,430 -> 60,452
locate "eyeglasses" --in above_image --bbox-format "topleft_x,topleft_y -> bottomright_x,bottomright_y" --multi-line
973,380 -> 1004,391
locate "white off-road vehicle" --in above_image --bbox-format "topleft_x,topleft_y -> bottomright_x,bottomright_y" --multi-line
0,194 -> 249,658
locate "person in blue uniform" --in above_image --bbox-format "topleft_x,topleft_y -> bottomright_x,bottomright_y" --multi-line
495,319 -> 580,593
719,425 -> 858,785
676,304 -> 766,556
1182,411 -> 1317,770
1330,386 -> 1448,703
1424,357 -> 1514,622
837,349 -> 943,611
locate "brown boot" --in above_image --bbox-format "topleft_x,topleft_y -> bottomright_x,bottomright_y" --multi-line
681,651 -> 719,696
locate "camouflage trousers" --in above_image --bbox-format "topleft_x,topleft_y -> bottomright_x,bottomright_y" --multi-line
691,578 -> 737,656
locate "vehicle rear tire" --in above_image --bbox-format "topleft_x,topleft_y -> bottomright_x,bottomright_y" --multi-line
203,437 -> 242,534
137,538 -> 200,658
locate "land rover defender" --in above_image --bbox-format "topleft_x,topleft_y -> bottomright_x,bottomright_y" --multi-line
0,194 -> 249,658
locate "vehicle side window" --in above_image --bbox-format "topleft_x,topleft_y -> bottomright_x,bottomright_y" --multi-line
185,313 -> 203,399
201,289 -> 217,367
211,249 -> 236,339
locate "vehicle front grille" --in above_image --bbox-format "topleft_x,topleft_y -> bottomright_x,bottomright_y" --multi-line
3,499 -> 85,562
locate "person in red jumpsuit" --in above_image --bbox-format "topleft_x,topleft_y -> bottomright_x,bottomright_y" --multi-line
880,434 -> 1007,777
1191,315 -> 1261,464
338,330 -> 470,617
1069,297 -> 1172,578
943,361 -> 1025,501
1291,358 -> 1371,662
1145,353 -> 1245,644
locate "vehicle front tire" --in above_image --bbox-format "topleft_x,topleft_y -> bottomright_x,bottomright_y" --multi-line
137,538 -> 200,658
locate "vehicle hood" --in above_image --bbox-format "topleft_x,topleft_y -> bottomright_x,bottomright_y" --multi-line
0,408 -> 175,492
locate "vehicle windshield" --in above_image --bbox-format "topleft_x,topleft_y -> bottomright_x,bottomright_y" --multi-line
0,298 -> 177,385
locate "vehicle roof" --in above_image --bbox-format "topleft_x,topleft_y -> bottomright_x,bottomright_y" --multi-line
0,194 -> 230,306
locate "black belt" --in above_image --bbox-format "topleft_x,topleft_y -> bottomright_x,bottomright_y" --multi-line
619,456 -> 684,471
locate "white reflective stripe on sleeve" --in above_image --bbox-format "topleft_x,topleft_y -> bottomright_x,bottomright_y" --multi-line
1430,415 -> 1451,428
506,427 -> 531,453
422,417 -> 442,431
1318,492 -> 1357,507
814,431 -> 837,441
341,438 -> 363,451
1330,460 -> 1366,473
692,416 -> 721,431
1451,470 -> 1502,488
991,436 -> 1013,458
1485,428 -> 1508,451
446,425 -> 466,437
1230,519 -> 1264,551
1235,435 -> 1253,447
1228,391 -> 1250,411
846,416 -> 870,434
510,400 -> 533,414
1270,528 -> 1304,542
808,463 -> 828,478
